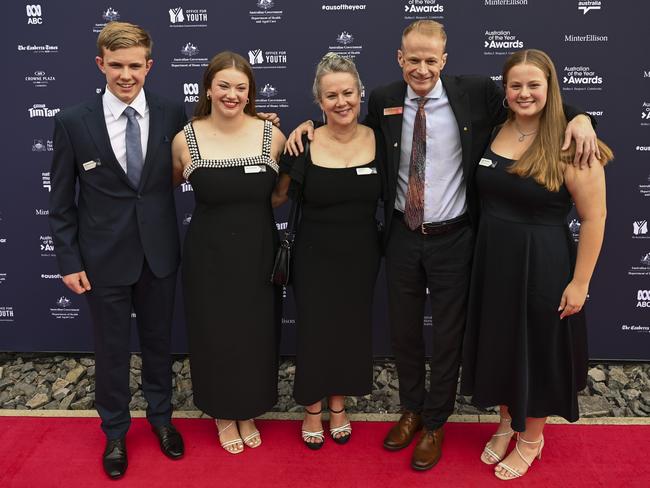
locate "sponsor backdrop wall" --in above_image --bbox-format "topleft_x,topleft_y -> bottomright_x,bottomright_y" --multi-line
1,0 -> 648,360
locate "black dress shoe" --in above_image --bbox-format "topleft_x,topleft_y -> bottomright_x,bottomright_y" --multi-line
152,424 -> 184,459
103,437 -> 127,479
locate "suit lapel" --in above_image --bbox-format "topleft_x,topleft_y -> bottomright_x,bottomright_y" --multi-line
382,81 -> 407,183
139,92 -> 164,190
442,75 -> 473,177
83,95 -> 133,188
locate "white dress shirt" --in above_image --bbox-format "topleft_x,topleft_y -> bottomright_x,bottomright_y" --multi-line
102,86 -> 149,174
395,81 -> 466,223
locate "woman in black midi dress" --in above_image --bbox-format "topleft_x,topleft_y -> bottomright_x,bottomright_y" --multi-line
172,52 -> 285,454
459,49 -> 612,480
275,53 -> 382,449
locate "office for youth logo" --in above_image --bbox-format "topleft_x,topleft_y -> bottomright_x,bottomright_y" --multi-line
0,307 -> 14,322
248,49 -> 288,69
633,220 -> 648,239
577,0 -> 601,14
26,4 -> 43,24
169,6 -> 208,27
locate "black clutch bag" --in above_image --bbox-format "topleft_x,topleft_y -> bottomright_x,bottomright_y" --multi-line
270,143 -> 309,286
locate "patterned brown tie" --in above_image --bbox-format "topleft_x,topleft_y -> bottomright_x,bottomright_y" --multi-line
404,97 -> 428,230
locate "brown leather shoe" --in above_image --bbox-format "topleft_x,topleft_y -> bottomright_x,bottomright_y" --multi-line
411,427 -> 444,471
383,411 -> 422,451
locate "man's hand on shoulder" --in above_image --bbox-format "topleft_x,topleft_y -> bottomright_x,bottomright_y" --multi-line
285,120 -> 315,156
62,271 -> 92,294
257,112 -> 281,128
563,114 -> 600,168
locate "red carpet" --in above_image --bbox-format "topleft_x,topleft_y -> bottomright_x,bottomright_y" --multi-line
0,417 -> 647,487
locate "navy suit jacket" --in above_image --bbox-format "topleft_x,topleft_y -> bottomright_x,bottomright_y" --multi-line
49,91 -> 187,286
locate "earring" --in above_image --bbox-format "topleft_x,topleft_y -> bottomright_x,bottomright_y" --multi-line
207,93 -> 211,100
321,111 -> 327,124
246,98 -> 249,105
502,97 -> 509,109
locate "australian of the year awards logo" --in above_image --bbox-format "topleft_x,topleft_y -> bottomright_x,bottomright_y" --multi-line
172,42 -> 208,69
483,30 -> 524,55
40,235 -> 55,257
248,49 -> 288,69
0,306 -> 15,322
168,7 -> 208,27
28,104 -> 60,118
26,4 -> 43,24
562,66 -> 603,91
577,0 -> 602,14
50,296 -> 80,320
641,102 -> 650,125
25,70 -> 55,88
32,139 -> 53,152
250,0 -> 283,25
403,0 -> 444,20
633,220 -> 648,239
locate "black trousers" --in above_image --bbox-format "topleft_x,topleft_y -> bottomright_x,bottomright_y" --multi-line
385,216 -> 474,430
85,261 -> 177,440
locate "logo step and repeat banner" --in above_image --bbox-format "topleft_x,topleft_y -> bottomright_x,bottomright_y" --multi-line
2,0 -> 648,360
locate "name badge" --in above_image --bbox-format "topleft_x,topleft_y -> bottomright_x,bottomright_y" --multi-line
383,106 -> 403,116
356,167 -> 377,175
244,164 -> 267,174
83,159 -> 101,171
479,158 -> 496,168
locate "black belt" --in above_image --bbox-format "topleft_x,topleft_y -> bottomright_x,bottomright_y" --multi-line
394,210 -> 469,236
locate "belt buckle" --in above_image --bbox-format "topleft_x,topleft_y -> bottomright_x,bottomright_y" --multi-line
420,223 -> 428,235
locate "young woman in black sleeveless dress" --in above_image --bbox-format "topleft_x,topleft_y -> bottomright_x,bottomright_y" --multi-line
172,52 -> 285,454
460,49 -> 612,480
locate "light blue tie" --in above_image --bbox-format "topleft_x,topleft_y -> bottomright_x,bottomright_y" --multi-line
124,106 -> 143,188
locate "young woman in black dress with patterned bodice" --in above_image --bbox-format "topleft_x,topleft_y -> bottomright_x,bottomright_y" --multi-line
274,53 -> 382,449
172,52 -> 285,455
460,49 -> 613,480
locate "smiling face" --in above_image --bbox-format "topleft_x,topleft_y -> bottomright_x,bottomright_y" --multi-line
504,63 -> 549,120
318,72 -> 360,126
96,46 -> 152,104
207,67 -> 250,118
397,31 -> 447,97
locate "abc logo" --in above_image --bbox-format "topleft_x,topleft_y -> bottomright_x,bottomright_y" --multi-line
638,290 -> 650,307
26,4 -> 43,24
184,83 -> 199,103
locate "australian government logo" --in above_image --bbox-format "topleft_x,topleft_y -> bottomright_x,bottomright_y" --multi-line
40,235 -> 55,257
250,0 -> 284,24
93,7 -> 120,33
628,252 -> 650,276
17,44 -> 58,54
169,7 -> 208,27
0,307 -> 14,323
248,49 -> 288,70
171,42 -> 208,69
562,66 -> 603,92
639,168 -> 650,198
32,139 -> 53,152
28,104 -> 60,118
25,70 -> 55,89
256,83 -> 289,110
483,30 -> 524,56
568,219 -> 581,243
404,0 -> 444,20
633,220 -> 649,239
578,0 -> 601,14
50,296 -> 80,320
328,31 -> 362,60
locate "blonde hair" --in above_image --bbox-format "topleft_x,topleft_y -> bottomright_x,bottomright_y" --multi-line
312,52 -> 362,103
193,51 -> 257,119
503,49 -> 613,191
96,22 -> 153,59
401,20 -> 447,48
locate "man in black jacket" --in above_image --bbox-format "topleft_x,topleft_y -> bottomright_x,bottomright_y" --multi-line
49,22 -> 185,479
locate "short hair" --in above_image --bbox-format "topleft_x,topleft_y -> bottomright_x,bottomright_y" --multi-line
401,20 -> 447,48
194,51 -> 257,118
96,22 -> 153,59
312,52 -> 363,103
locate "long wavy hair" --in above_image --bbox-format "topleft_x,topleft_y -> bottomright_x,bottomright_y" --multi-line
503,49 -> 613,191
193,51 -> 257,119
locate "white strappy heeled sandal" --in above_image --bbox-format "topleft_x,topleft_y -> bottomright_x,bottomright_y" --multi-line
328,407 -> 352,445
481,417 -> 514,465
301,407 -> 325,450
495,434 -> 544,480
216,420 -> 244,454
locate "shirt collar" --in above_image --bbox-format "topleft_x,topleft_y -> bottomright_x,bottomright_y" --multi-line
103,85 -> 147,120
406,79 -> 443,102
